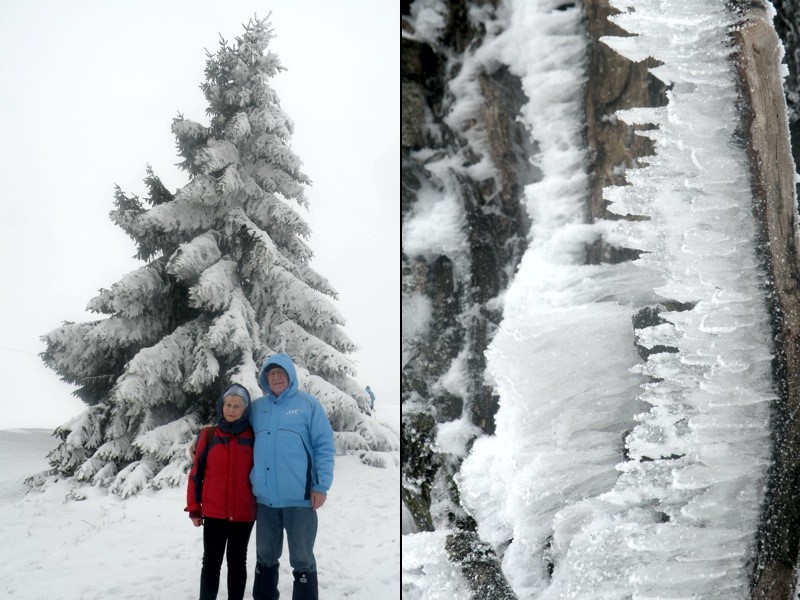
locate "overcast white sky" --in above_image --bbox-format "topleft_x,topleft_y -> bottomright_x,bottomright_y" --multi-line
0,1 -> 398,428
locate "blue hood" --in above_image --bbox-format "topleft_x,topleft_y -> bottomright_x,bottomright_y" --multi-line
217,383 -> 252,433
258,352 -> 299,399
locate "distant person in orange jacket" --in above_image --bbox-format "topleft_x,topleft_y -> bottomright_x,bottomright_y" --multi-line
186,384 -> 256,600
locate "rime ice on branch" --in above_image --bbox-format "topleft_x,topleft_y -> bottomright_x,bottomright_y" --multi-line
41,18 -> 397,498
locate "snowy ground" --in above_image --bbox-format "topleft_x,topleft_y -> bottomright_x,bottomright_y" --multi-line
0,405 -> 399,600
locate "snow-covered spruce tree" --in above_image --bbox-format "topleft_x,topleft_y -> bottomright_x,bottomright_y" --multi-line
41,18 -> 397,498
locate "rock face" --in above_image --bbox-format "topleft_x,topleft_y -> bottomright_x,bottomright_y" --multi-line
403,0 -> 800,596
587,3 -> 800,596
585,2 -> 800,596
402,0 -> 670,530
401,1 -> 532,535
583,0 -> 667,226
401,2 -> 531,595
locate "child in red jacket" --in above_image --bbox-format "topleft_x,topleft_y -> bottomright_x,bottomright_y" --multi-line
186,384 -> 256,600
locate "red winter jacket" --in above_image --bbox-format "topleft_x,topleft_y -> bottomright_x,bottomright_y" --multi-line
185,426 -> 256,522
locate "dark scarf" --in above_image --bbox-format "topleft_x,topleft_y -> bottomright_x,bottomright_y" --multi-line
217,413 -> 250,435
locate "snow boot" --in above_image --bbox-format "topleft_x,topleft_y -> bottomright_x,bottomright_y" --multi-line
291,571 -> 318,600
253,563 -> 280,600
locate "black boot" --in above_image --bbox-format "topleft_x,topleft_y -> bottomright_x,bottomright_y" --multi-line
253,563 -> 280,600
291,571 -> 318,600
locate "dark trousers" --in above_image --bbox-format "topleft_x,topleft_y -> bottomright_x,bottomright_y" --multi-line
199,518 -> 255,600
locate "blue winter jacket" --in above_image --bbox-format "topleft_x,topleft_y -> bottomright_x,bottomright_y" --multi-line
249,353 -> 336,508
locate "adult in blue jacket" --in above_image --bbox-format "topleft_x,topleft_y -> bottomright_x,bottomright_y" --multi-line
251,353 -> 335,600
